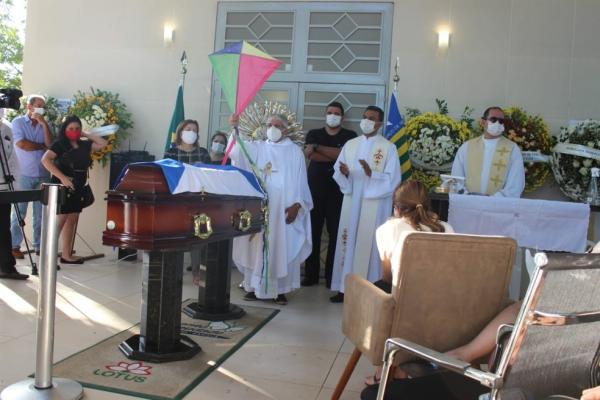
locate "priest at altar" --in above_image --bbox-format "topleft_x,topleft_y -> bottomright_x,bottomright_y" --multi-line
451,106 -> 525,198
228,114 -> 313,305
329,106 -> 402,303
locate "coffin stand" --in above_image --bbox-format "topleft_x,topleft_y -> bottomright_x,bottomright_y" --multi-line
103,163 -> 263,362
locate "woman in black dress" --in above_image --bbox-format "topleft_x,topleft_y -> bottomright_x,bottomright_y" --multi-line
41,115 -> 107,263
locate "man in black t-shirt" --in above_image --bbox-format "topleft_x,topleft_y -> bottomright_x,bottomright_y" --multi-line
303,102 -> 357,288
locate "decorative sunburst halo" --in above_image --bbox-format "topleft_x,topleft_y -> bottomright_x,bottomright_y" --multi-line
238,101 -> 305,147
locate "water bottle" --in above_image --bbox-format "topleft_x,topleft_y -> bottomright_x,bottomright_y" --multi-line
586,167 -> 600,206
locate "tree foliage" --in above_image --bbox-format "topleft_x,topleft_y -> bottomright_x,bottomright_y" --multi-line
0,0 -> 24,89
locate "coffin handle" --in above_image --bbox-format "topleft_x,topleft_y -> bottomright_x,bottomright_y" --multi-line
193,213 -> 213,239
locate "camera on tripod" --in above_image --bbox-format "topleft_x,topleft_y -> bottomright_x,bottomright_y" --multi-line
0,88 -> 23,110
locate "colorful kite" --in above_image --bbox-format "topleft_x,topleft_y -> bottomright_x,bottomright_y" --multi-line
209,41 -> 282,116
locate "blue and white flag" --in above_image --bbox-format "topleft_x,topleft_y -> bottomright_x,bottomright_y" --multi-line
118,159 -> 265,198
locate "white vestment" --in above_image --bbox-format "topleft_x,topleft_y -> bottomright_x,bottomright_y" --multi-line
330,134 -> 401,292
451,137 -> 525,198
230,137 -> 313,299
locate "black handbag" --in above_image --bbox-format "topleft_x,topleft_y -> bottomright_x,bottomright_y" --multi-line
81,184 -> 94,208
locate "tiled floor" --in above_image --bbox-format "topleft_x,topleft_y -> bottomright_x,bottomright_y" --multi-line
0,252 -> 374,399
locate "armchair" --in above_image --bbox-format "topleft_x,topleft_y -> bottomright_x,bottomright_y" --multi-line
377,252 -> 600,400
332,232 -> 516,399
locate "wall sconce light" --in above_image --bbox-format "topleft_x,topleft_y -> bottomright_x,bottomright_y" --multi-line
163,24 -> 175,46
437,30 -> 450,49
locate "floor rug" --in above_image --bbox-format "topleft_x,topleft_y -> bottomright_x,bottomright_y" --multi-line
51,300 -> 279,399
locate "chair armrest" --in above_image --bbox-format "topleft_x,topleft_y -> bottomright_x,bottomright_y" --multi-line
384,338 -> 502,388
342,274 -> 395,365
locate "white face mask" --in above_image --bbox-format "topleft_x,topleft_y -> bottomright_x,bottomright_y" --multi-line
33,107 -> 45,116
181,130 -> 198,144
326,114 -> 342,128
360,118 -> 376,134
211,142 -> 226,154
486,121 -> 505,137
266,126 -> 282,142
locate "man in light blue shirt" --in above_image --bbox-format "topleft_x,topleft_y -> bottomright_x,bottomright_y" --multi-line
10,94 -> 53,258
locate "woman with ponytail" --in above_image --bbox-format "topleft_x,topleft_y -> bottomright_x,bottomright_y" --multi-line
364,180 -> 454,387
375,180 -> 453,291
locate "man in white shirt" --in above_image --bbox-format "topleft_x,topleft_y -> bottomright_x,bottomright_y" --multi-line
451,107 -> 525,198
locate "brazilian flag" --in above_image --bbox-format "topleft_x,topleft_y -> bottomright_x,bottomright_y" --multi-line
165,83 -> 185,151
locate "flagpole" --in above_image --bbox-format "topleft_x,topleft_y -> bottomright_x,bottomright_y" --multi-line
393,56 -> 399,91
180,51 -> 188,87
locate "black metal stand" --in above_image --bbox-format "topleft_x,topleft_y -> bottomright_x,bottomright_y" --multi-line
119,250 -> 201,363
184,239 -> 246,321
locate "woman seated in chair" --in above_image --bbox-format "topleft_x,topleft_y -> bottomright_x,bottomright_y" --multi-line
374,179 -> 454,294
365,180 -> 454,386
362,240 -> 600,399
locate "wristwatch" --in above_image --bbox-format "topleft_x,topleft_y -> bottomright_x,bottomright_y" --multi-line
313,143 -> 319,151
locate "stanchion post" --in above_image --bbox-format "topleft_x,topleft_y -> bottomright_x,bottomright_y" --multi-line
34,184 -> 60,389
1,184 -> 83,400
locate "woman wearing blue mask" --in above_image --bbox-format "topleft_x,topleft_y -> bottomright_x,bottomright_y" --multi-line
209,131 -> 230,165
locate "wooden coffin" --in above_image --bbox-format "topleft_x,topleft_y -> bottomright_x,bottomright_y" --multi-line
102,163 -> 264,251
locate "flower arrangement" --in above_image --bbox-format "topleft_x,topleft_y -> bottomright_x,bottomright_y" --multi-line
550,120 -> 600,202
4,95 -> 66,134
503,107 -> 553,192
68,88 -> 133,166
401,100 -> 472,189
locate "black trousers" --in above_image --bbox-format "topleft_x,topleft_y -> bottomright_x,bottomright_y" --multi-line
360,372 -> 487,400
0,202 -> 16,272
304,180 -> 343,287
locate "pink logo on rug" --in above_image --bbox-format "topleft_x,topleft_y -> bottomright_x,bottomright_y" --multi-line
106,361 -> 152,376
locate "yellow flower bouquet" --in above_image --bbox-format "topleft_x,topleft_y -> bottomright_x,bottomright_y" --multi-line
68,88 -> 133,166
503,107 -> 552,192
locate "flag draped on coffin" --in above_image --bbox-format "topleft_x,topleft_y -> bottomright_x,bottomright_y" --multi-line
386,90 -> 412,180
209,41 -> 282,116
165,82 -> 185,151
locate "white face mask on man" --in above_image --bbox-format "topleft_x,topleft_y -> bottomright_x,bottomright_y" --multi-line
326,114 -> 341,128
33,107 -> 45,116
360,118 -> 376,135
181,130 -> 198,144
486,121 -> 505,137
266,126 -> 282,142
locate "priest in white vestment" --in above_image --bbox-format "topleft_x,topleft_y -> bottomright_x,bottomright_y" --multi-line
329,106 -> 401,302
451,106 -> 525,198
229,114 -> 313,304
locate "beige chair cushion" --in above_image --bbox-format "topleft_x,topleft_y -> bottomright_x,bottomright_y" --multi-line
389,232 -> 516,364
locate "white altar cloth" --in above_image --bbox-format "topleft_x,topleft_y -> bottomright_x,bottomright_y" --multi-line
448,194 -> 590,252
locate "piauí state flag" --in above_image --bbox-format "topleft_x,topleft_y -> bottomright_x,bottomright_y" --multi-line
385,90 -> 411,180
209,41 -> 282,115
165,82 -> 185,151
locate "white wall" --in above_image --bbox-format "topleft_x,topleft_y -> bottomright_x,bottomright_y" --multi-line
22,0 -> 600,252
393,0 -> 600,133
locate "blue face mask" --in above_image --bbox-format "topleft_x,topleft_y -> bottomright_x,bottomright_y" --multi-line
212,142 -> 226,154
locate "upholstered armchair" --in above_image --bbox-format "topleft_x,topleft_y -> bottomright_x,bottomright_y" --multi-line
332,232 -> 517,399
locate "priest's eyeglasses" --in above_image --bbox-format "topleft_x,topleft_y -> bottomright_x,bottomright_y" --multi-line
487,117 -> 505,124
